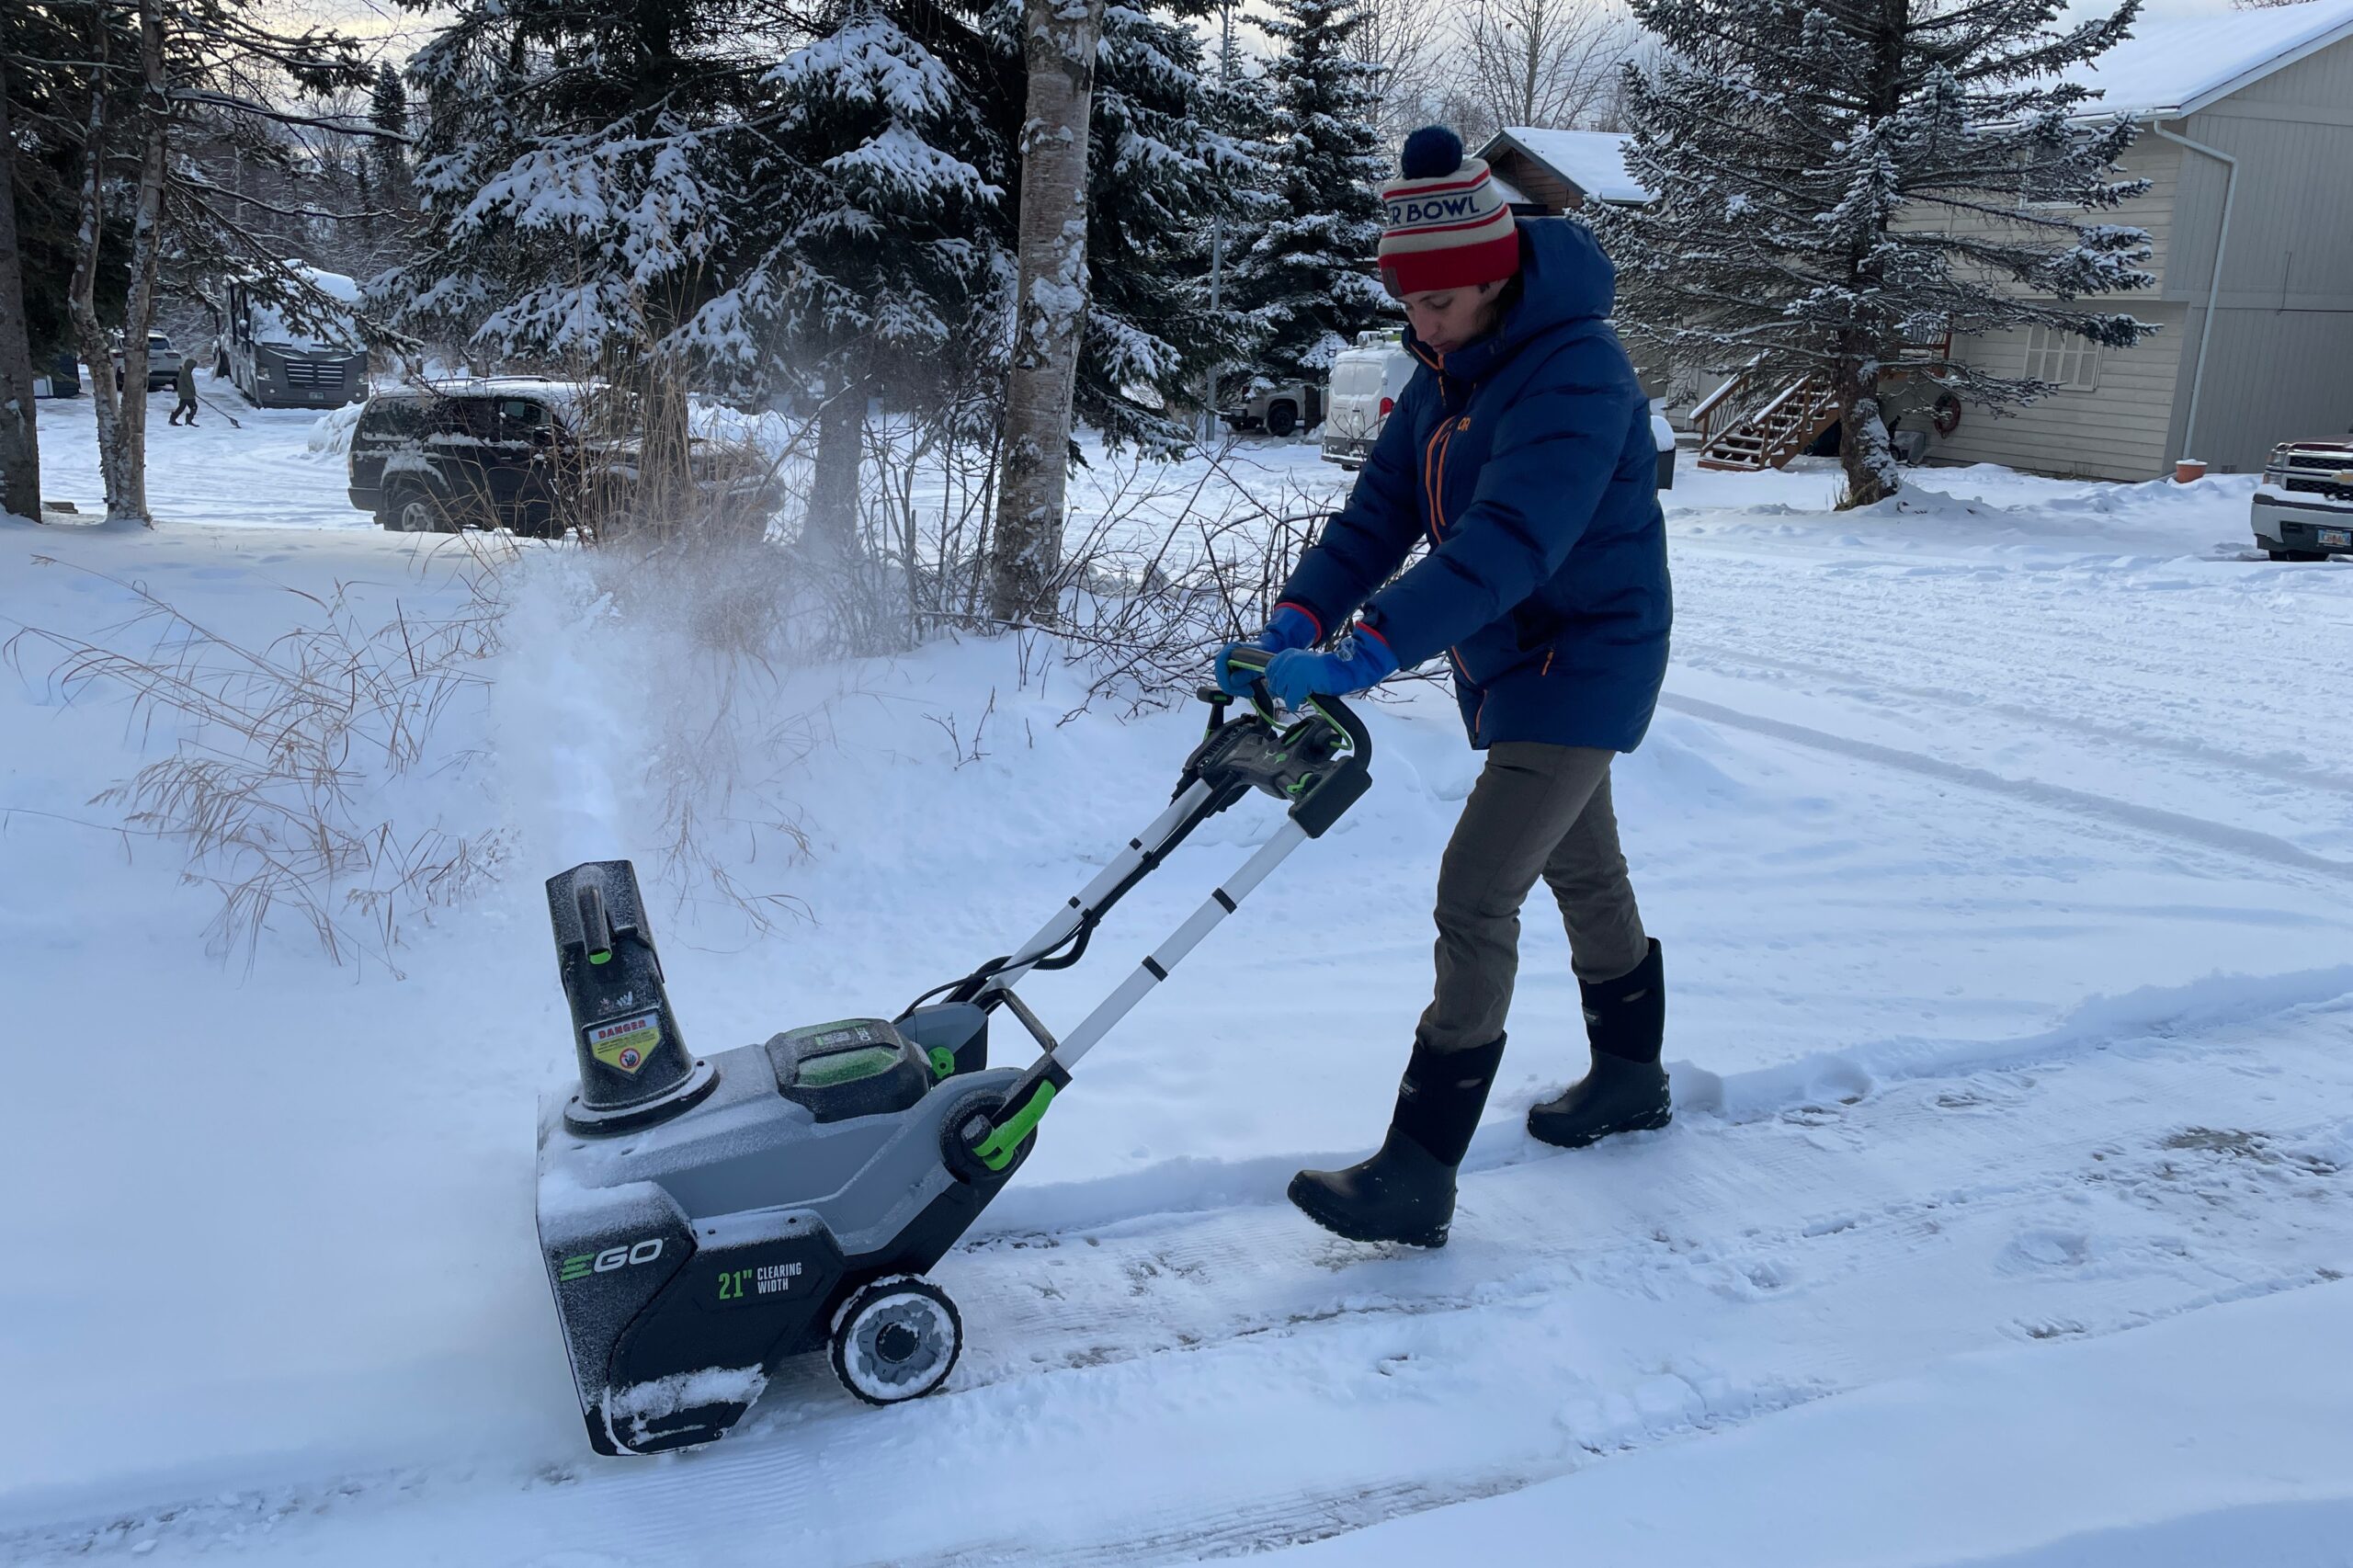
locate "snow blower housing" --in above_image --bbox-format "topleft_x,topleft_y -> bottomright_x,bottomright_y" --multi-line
536,656 -> 1370,1455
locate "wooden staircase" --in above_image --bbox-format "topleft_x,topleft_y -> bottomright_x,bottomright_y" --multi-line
1693,366 -> 1839,472
1688,332 -> 1956,474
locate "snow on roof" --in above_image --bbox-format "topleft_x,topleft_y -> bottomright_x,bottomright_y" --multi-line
381,376 -> 602,403
1487,128 -> 1653,205
290,263 -> 362,305
235,261 -> 365,354
2061,0 -> 2353,119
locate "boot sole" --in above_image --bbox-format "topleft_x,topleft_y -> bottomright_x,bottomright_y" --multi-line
1526,1106 -> 1672,1151
1285,1176 -> 1449,1249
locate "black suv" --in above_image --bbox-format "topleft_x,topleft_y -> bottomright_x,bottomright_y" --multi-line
347,378 -> 773,538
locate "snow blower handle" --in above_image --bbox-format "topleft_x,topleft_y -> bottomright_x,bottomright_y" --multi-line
938,673 -> 1375,1174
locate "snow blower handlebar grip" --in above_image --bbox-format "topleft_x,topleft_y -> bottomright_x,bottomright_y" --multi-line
1212,643 -> 1281,726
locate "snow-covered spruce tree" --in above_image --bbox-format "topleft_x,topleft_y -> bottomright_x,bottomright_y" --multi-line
383,0 -> 767,381
1225,0 -> 1392,391
1069,3 -> 1253,452
1597,0 -> 2157,507
368,62 -> 411,208
753,5 -> 1006,553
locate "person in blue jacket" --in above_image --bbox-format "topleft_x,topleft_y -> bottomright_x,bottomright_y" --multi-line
1217,126 -> 1673,1247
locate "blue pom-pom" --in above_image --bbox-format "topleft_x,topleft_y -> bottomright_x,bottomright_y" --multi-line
1399,125 -> 1463,180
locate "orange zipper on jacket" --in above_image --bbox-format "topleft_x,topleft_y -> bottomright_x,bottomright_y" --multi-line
1427,412 -> 1473,703
1425,414 -> 1470,542
1413,362 -> 1487,739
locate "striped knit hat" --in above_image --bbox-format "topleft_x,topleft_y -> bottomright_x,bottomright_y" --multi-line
1377,126 -> 1522,297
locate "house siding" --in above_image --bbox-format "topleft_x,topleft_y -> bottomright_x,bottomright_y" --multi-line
1889,139 -> 2180,291
2156,41 -> 2353,470
1903,139 -> 2188,482
1928,301 -> 2188,481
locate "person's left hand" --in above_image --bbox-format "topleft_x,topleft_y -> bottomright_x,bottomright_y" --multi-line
1265,624 -> 1398,708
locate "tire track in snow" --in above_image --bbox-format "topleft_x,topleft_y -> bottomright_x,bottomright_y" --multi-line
1665,536 -> 2353,784
26,997 -> 2347,1567
1674,637 -> 2353,798
1655,691 -> 2353,885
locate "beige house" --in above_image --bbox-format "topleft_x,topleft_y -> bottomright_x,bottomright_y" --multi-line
1930,2 -> 2353,480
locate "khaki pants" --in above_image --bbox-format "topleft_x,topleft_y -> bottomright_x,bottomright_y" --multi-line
1417,743 -> 1648,1053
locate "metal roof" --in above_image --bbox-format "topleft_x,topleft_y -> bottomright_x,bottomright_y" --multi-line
2062,0 -> 2353,119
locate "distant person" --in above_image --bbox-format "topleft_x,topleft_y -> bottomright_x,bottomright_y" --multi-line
1214,126 -> 1674,1248
168,357 -> 199,426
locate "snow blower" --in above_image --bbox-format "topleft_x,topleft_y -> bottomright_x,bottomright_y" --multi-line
535,651 -> 1370,1456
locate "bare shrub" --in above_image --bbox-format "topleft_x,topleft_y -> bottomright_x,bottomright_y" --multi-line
4,552 -> 510,972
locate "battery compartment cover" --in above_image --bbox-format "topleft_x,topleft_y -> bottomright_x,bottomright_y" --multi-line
766,1018 -> 934,1123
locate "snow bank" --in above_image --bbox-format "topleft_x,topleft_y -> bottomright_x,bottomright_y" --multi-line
1261,1279 -> 2353,1568
303,400 -> 364,458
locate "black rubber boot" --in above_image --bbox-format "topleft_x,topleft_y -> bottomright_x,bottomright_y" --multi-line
1289,1037 -> 1505,1248
1529,939 -> 1671,1149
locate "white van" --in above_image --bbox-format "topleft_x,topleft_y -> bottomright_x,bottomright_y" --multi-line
1321,332 -> 1416,470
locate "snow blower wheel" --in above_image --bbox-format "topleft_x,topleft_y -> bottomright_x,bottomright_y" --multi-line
831,1277 -> 962,1405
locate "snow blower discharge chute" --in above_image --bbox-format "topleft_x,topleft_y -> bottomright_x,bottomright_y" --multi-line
535,653 -> 1371,1456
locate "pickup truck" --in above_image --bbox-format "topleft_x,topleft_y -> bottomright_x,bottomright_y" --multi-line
2252,439 -> 2353,561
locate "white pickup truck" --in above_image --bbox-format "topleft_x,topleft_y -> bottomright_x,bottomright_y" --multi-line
2252,438 -> 2353,561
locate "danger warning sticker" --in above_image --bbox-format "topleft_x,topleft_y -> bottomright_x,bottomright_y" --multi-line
587,1011 -> 662,1074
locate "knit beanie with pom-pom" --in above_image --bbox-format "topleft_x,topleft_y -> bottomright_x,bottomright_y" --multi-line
1376,126 -> 1523,297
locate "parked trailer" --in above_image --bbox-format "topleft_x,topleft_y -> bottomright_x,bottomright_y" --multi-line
214,264 -> 368,409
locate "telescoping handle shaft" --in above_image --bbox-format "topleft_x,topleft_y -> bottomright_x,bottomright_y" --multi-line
959,679 -> 1372,1172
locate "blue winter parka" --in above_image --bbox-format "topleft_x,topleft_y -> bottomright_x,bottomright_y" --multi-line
1277,219 -> 1671,753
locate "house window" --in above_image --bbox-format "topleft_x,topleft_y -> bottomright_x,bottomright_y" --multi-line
2022,324 -> 2099,391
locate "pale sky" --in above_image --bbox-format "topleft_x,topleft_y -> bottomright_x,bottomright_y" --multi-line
278,0 -> 2253,71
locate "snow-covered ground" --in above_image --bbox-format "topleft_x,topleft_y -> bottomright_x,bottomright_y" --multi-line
5,394 -> 2350,1564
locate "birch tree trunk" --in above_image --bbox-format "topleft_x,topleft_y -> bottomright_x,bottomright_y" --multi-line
987,0 -> 1106,625
70,0 -> 169,526
0,59 -> 41,523
66,19 -> 126,520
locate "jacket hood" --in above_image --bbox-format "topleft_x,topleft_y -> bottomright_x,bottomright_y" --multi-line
1408,218 -> 1617,382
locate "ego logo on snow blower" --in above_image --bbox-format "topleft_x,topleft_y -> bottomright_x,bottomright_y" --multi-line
557,1238 -> 665,1284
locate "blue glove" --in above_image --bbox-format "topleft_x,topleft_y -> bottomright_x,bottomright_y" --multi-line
1265,623 -> 1397,709
1216,603 -> 1320,697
